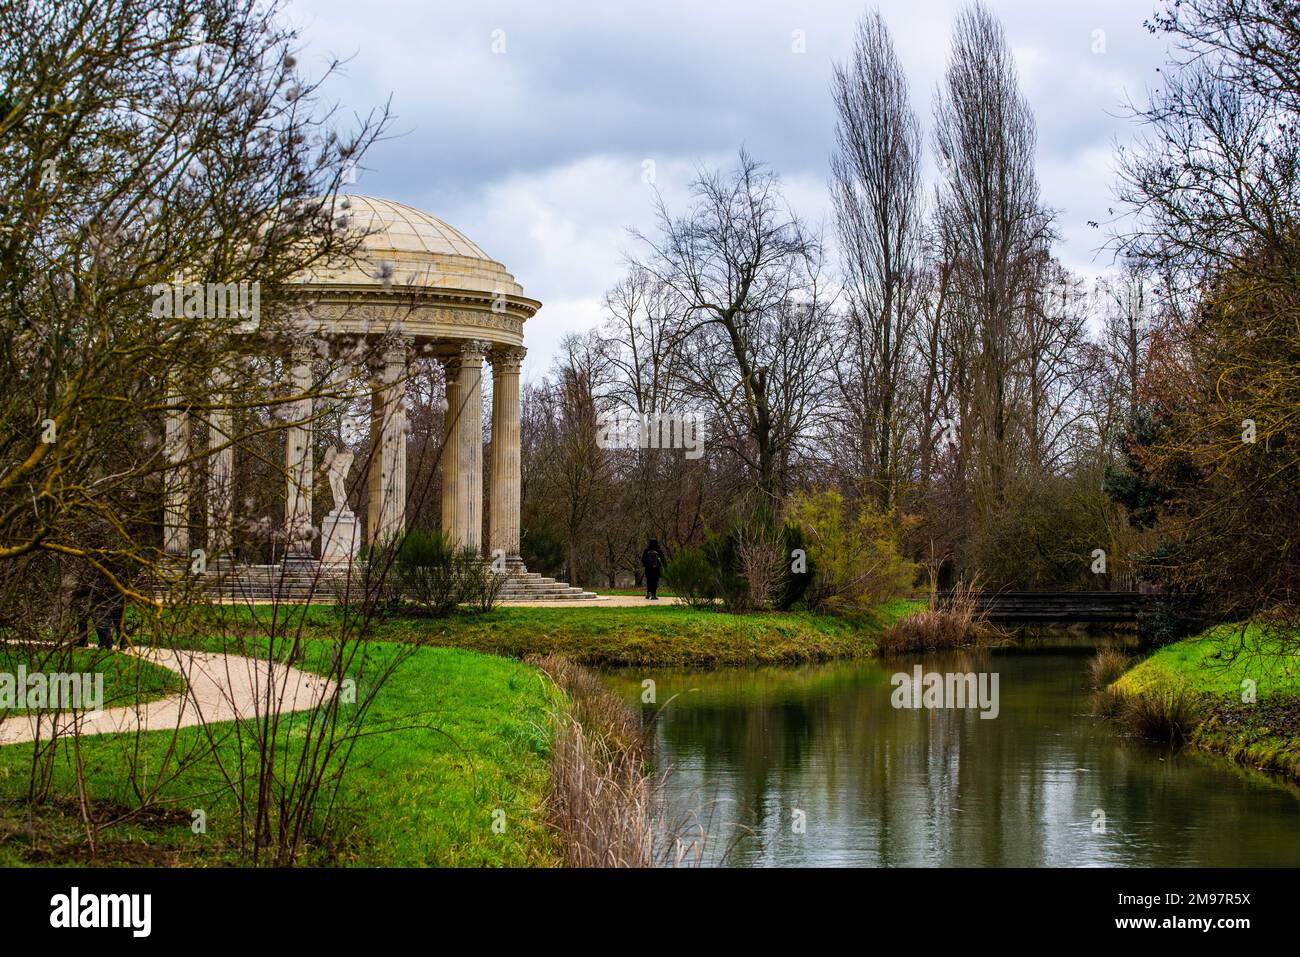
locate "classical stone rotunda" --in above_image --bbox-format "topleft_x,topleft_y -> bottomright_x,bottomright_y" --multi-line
165,196 -> 596,601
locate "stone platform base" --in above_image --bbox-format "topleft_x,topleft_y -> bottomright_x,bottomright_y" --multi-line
195,561 -> 598,603
495,570 -> 599,601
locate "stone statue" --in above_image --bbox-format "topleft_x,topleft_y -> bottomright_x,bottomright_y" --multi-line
322,446 -> 354,513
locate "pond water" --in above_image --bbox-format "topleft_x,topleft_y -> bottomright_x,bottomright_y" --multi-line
606,630 -> 1300,867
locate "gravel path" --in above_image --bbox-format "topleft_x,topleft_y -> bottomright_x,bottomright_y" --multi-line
0,647 -> 337,746
498,595 -> 684,607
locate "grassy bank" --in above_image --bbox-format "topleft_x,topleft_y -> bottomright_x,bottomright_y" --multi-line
181,600 -> 920,669
1115,623 -> 1300,778
1,598 -> 915,866
0,646 -> 183,716
0,643 -> 561,867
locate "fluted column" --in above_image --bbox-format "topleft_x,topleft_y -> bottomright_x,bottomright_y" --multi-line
442,339 -> 489,550
207,377 -> 234,560
368,339 -> 409,546
490,346 -> 526,562
163,392 -> 190,558
285,348 -> 314,560
440,355 -> 461,544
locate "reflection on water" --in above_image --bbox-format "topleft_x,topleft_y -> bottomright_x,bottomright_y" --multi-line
605,636 -> 1300,867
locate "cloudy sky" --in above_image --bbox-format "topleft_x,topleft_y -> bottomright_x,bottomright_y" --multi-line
284,0 -> 1173,380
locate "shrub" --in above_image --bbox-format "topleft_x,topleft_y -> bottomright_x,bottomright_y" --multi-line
1138,596 -> 1205,647
1089,647 -> 1131,689
775,522 -> 812,610
733,519 -> 787,612
876,580 -> 1004,655
521,520 -> 566,579
785,489 -> 916,615
664,515 -> 827,614
1119,686 -> 1202,746
459,555 -> 506,613
396,528 -> 503,616
696,528 -> 747,610
397,528 -> 462,616
664,545 -> 718,609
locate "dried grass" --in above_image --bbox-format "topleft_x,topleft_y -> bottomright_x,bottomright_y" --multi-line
876,579 -> 1006,655
531,654 -> 708,867
1089,646 -> 1131,689
1118,685 -> 1202,746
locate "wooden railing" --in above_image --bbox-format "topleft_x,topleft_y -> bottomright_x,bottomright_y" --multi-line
935,590 -> 1148,623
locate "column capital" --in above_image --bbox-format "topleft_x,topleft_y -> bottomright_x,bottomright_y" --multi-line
458,338 -> 493,361
491,346 -> 527,374
365,335 -> 410,375
384,335 -> 412,362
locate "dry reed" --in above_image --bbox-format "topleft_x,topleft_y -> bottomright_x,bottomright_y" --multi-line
877,578 -> 1005,655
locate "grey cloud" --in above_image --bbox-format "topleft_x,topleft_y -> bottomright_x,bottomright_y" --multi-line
289,0 -> 1172,359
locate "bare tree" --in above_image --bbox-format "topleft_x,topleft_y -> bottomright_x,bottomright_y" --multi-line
1095,262 -> 1155,422
1117,0 -> 1300,295
0,0 -> 387,591
933,2 -> 1054,505
1015,257 -> 1090,476
829,9 -> 926,510
598,268 -> 711,578
635,151 -> 832,509
534,332 -> 616,585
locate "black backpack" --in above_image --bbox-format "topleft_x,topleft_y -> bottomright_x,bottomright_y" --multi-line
643,548 -> 662,570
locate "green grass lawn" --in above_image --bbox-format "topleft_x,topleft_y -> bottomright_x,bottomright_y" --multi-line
181,599 -> 920,668
1116,623 -> 1300,778
0,642 -> 560,867
1116,623 -> 1300,697
1,598 -> 915,866
0,645 -> 183,716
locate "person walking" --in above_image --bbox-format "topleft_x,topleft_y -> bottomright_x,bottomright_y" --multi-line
98,581 -> 127,650
72,575 -> 98,648
73,568 -> 128,650
641,538 -> 666,600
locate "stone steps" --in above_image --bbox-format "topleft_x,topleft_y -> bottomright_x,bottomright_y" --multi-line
194,564 -> 599,603
495,570 -> 598,601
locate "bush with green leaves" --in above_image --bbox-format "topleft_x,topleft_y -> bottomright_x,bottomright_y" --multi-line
784,489 -> 916,615
396,528 -> 502,616
521,520 -> 567,578
776,522 -> 813,611
701,528 -> 750,610
663,545 -> 718,609
664,515 -> 823,614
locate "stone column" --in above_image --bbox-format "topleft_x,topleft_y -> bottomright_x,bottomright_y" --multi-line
284,347 -> 314,561
207,375 -> 234,561
489,346 -> 526,563
440,354 -> 461,545
368,340 -> 409,546
442,339 -> 489,550
163,393 -> 190,558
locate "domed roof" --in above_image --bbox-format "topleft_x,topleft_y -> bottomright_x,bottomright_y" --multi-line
340,195 -> 492,260
294,195 -> 527,300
